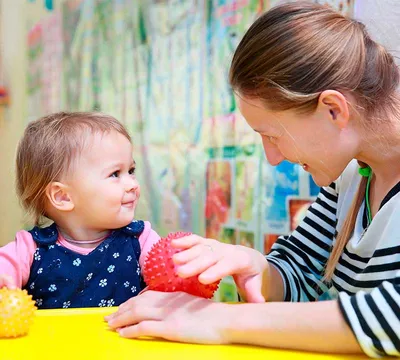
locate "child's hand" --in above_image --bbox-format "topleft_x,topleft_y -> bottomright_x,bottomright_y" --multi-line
171,235 -> 269,303
0,274 -> 16,289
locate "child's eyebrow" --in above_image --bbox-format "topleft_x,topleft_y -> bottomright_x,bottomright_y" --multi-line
103,160 -> 135,173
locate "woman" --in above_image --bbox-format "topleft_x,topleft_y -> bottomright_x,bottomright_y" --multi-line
106,2 -> 400,357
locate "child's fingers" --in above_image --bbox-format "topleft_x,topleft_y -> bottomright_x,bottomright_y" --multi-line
0,275 -> 16,289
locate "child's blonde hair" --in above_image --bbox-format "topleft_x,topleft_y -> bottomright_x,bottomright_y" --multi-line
16,111 -> 131,226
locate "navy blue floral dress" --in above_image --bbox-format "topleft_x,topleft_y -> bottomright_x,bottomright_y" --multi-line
24,220 -> 146,309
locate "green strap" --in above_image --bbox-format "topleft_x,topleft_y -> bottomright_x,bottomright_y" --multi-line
365,171 -> 373,224
358,166 -> 373,224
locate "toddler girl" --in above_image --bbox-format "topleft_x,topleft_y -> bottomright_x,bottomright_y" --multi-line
0,112 -> 160,309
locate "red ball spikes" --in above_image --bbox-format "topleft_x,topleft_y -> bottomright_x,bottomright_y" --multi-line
143,232 -> 220,299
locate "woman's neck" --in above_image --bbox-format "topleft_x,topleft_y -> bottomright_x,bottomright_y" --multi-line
356,119 -> 400,217
357,146 -> 400,187
357,109 -> 400,185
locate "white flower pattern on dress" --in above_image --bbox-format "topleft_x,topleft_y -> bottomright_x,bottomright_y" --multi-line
126,255 -> 132,262
37,268 -> 43,274
29,282 -> 35,290
107,299 -> 115,307
131,286 -> 137,293
48,245 -> 55,249
124,281 -> 130,288
63,301 -> 71,308
48,284 -> 57,292
34,251 -> 41,261
113,252 -> 120,259
73,258 -> 81,266
36,299 -> 43,306
99,299 -> 107,307
107,265 -> 115,273
99,279 -> 107,287
86,273 -> 93,281
136,266 -> 140,275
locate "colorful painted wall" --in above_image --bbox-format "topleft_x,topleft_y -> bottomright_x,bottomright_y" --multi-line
1,0 -> 364,300
0,1 -> 51,245
23,0 -> 356,300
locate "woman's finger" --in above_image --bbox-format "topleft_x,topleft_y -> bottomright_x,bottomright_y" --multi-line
107,304 -> 164,330
171,235 -> 204,249
111,296 -> 138,316
106,292 -> 157,322
118,320 -> 168,339
175,252 -> 219,278
173,243 -> 215,265
137,286 -> 150,296
197,258 -> 239,284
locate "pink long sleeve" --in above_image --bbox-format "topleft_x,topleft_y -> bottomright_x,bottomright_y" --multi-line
0,230 -> 37,288
138,221 -> 161,268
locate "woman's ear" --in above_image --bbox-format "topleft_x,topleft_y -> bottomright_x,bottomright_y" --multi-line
318,90 -> 350,130
45,182 -> 74,212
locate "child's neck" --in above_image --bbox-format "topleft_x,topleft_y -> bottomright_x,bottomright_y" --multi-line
56,224 -> 110,249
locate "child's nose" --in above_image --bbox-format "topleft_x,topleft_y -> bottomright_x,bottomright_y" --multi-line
124,176 -> 139,192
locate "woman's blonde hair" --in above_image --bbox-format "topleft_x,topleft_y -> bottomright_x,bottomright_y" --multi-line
229,2 -> 400,280
16,111 -> 131,227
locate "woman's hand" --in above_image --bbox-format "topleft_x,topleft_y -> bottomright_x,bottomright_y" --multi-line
171,235 -> 269,302
106,291 -> 232,344
106,291 -> 362,354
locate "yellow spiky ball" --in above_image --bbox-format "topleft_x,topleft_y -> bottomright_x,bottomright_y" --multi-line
0,288 -> 37,338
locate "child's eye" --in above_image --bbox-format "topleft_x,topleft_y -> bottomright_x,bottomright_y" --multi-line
110,171 -> 119,178
128,167 -> 136,175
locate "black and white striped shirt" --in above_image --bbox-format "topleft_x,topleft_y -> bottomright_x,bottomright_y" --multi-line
266,161 -> 400,357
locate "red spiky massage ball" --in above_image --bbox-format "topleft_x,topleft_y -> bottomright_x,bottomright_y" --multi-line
143,232 -> 220,299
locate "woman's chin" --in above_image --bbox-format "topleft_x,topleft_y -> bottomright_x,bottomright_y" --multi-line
310,171 -> 334,188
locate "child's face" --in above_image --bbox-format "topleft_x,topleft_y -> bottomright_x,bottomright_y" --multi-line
67,130 -> 140,230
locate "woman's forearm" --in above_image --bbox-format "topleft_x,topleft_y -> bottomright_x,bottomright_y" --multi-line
223,300 -> 362,354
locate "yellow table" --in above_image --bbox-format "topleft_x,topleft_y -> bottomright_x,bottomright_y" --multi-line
1,308 -> 368,360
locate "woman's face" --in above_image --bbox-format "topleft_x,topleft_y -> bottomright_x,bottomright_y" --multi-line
237,95 -> 360,187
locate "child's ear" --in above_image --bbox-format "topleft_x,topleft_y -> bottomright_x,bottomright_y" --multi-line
45,182 -> 74,212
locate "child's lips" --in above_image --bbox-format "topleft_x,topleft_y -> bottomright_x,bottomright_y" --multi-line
122,200 -> 135,208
